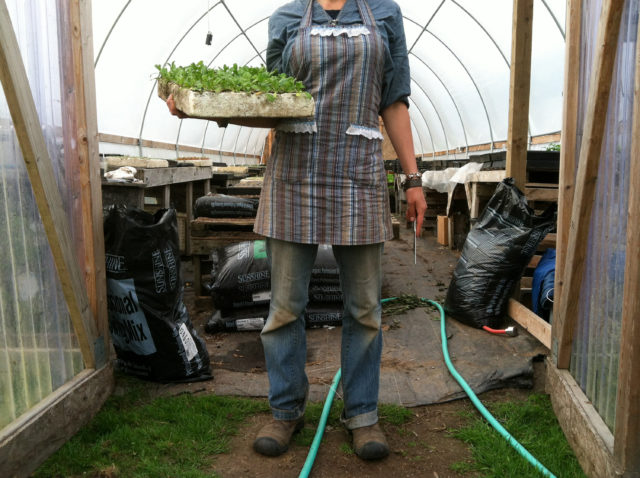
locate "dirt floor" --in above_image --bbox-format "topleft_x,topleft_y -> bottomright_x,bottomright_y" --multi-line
166,223 -> 549,477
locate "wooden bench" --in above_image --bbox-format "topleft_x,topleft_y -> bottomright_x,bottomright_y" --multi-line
101,166 -> 212,255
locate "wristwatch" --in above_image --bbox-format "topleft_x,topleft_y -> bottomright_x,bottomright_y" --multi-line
402,172 -> 422,191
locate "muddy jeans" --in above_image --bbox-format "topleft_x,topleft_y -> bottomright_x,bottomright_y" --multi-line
260,238 -> 384,429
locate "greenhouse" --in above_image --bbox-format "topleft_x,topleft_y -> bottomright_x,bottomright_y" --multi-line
0,0 -> 638,477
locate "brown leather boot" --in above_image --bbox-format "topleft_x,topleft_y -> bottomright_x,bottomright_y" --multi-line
253,417 -> 305,457
352,423 -> 390,460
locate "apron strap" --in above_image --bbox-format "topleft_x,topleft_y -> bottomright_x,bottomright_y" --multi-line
355,0 -> 375,26
301,0 -> 314,29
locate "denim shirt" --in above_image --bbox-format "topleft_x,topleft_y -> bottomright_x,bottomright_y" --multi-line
266,0 -> 411,112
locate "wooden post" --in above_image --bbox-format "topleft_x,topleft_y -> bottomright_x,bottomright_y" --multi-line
185,182 -> 193,255
162,184 -> 171,208
0,0 -> 98,368
553,0 -> 581,352
58,0 -> 109,365
553,0 -> 625,368
506,0 -> 534,191
613,13 -> 640,474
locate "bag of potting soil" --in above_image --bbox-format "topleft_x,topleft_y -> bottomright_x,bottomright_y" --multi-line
305,304 -> 343,328
308,284 -> 343,303
104,206 -> 211,382
205,303 -> 343,333
210,240 -> 271,298
311,245 -> 340,284
210,241 -> 341,300
205,306 -> 270,333
194,194 -> 258,218
211,289 -> 272,313
444,178 -> 556,328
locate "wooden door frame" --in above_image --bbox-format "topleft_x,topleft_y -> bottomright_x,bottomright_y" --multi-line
0,1 -> 113,476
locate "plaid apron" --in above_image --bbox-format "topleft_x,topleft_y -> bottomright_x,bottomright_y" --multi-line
255,0 -> 393,245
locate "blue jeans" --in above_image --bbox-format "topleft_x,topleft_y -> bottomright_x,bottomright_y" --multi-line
261,238 -> 383,429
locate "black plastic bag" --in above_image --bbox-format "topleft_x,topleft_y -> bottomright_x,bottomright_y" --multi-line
104,206 -> 211,382
210,241 -> 271,303
444,178 -> 556,328
194,194 -> 258,218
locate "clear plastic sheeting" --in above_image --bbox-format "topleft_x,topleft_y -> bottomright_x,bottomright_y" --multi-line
570,0 -> 637,431
0,0 -> 84,429
92,0 -> 566,161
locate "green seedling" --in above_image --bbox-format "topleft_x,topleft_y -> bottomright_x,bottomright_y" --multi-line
155,61 -> 312,101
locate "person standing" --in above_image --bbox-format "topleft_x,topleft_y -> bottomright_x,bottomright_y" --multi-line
251,0 -> 427,461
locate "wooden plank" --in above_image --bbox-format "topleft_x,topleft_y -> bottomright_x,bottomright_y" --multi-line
98,132 -> 261,160
468,182 -> 496,220
191,232 -> 264,255
464,182 -> 473,211
185,182 -> 193,255
102,185 -> 144,209
520,276 -> 533,290
77,0 -> 109,363
554,0 -> 582,328
161,185 -> 170,208
526,182 -> 559,188
0,1 -> 98,368
138,166 -> 212,188
613,11 -> 640,474
470,182 -> 480,219
530,132 -> 562,145
191,217 -> 257,233
527,254 -> 541,269
422,132 -> 561,157
506,0 -> 534,191
0,366 -> 114,478
553,0 -> 625,369
524,187 -> 558,201
538,232 -> 557,250
507,299 -> 551,349
546,359 -> 616,478
468,170 -> 506,183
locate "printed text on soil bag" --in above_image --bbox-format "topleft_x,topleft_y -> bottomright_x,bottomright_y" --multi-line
152,247 -> 178,293
107,278 -> 157,355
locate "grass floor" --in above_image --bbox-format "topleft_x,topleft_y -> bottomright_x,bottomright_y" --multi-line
34,375 -> 584,478
451,394 -> 586,477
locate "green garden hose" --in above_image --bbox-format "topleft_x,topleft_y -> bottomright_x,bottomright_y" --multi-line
299,368 -> 342,477
298,297 -> 557,478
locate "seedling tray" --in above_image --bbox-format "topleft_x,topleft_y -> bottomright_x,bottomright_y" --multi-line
158,79 -> 315,120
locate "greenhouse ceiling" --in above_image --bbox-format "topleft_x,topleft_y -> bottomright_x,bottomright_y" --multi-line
92,0 -> 566,160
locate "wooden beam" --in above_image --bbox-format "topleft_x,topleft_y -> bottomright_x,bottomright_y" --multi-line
62,0 -> 109,365
553,0 -> 624,369
0,0 -> 99,367
507,299 -> 551,349
506,0 -> 534,191
546,358 -> 617,477
524,186 -> 558,202
417,133 -> 561,159
553,0 -> 582,357
185,182 -> 193,256
468,170 -> 507,183
98,132 -> 261,160
0,366 -> 114,477
613,11 -> 640,474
